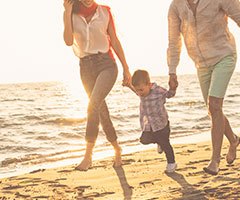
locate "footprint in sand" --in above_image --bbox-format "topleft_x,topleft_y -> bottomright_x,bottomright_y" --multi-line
55,178 -> 67,181
187,149 -> 196,153
57,169 -> 73,173
139,181 -> 154,187
82,191 -> 115,198
75,185 -> 92,191
122,159 -> 135,165
198,145 -> 209,148
186,159 -> 209,165
15,177 -> 29,180
32,195 -> 50,199
29,169 -> 45,174
19,179 -> 42,185
175,145 -> 187,149
177,166 -> 197,171
220,167 -> 229,171
187,171 -> 205,177
2,185 -> 24,190
91,165 -> 106,169
198,180 -> 209,184
15,192 -> 31,199
49,184 -> 68,188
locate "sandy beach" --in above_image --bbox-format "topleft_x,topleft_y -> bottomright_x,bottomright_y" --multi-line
0,138 -> 239,200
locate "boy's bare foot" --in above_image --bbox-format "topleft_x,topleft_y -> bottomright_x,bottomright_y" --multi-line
75,158 -> 92,171
203,160 -> 219,175
113,148 -> 122,167
226,135 -> 240,164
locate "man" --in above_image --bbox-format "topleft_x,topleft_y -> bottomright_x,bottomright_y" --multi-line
167,0 -> 240,175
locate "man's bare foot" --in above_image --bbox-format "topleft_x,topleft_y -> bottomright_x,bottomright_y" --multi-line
226,135 -> 240,164
113,148 -> 122,167
203,160 -> 219,175
75,158 -> 92,171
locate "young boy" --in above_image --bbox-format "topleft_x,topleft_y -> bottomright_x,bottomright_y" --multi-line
130,69 -> 177,173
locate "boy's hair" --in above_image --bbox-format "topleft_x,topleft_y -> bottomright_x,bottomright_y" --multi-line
132,69 -> 151,86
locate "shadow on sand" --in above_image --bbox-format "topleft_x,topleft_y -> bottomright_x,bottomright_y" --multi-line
166,172 -> 208,200
113,166 -> 133,200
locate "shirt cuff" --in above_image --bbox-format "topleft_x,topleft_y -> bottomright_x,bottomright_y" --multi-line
166,90 -> 176,98
168,66 -> 177,74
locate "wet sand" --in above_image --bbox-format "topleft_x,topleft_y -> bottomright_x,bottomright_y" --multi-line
0,139 -> 240,200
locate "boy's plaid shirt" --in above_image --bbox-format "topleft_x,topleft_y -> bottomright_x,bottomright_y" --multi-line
139,83 -> 175,132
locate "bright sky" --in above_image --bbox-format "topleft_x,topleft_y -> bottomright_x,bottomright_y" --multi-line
0,0 -> 240,84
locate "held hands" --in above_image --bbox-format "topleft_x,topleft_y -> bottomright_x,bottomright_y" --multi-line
166,89 -> 176,98
122,70 -> 137,94
122,69 -> 132,87
168,74 -> 178,93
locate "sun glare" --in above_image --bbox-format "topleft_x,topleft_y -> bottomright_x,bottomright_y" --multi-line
63,79 -> 88,119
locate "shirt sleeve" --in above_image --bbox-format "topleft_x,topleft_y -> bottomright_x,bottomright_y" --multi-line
139,102 -> 144,130
220,0 -> 240,27
167,1 -> 182,74
165,90 -> 176,98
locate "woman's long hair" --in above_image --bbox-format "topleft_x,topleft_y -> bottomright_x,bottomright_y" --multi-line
72,0 -> 80,14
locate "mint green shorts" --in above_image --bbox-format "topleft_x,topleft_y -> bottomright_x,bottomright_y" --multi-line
197,54 -> 236,104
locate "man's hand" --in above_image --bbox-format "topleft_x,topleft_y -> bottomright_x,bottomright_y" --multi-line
168,74 -> 178,91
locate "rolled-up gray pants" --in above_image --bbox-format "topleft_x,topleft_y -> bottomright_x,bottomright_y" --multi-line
80,52 -> 118,143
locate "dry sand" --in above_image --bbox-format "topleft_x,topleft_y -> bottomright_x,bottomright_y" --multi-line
0,139 -> 240,200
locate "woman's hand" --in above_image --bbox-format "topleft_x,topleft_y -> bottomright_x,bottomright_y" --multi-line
63,0 -> 74,14
122,69 -> 132,87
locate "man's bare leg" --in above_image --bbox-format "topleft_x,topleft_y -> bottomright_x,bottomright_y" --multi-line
224,117 -> 240,164
204,96 -> 224,174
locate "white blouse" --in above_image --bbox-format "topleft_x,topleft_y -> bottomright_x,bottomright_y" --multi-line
72,5 -> 111,58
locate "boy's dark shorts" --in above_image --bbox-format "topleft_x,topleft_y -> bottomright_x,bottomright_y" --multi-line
140,122 -> 170,145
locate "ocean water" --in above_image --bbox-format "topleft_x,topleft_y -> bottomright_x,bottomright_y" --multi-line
1,73 -> 240,178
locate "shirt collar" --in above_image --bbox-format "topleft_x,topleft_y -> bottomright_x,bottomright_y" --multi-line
151,82 -> 158,90
186,0 -> 199,4
140,82 -> 158,100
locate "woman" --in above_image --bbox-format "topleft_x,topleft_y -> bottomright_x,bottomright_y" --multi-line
63,0 -> 131,171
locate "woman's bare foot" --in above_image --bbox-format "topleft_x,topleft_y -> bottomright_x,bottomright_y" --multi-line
226,135 -> 240,164
113,148 -> 122,167
75,158 -> 92,171
203,160 -> 219,175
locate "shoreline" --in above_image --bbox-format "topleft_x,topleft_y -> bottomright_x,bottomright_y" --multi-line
0,131 -> 211,179
1,135 -> 240,199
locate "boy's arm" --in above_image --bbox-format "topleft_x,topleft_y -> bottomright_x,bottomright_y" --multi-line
165,89 -> 176,98
139,102 -> 144,131
125,84 -> 137,95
